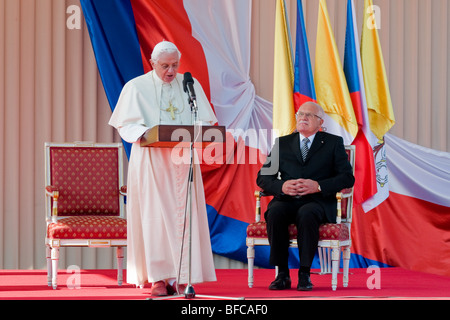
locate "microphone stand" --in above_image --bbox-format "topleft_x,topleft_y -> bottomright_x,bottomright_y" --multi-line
149,88 -> 243,301
182,96 -> 199,299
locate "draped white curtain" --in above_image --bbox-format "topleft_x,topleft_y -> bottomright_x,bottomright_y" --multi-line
0,0 -> 449,269
184,0 -> 273,153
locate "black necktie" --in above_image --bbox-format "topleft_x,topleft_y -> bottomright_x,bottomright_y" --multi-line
301,137 -> 310,160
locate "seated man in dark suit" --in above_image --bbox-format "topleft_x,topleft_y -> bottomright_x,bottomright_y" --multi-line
257,101 -> 355,291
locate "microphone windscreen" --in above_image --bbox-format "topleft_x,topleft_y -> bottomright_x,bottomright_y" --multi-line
183,72 -> 194,92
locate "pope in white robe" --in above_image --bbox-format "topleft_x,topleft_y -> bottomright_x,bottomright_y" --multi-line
109,41 -> 217,295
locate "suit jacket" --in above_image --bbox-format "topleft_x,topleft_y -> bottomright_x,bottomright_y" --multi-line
256,131 -> 355,223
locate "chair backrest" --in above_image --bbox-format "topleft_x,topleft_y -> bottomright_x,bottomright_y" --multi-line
340,145 -> 355,222
45,142 -> 124,219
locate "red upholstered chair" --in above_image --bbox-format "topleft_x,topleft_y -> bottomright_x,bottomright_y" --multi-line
246,145 -> 355,291
44,142 -> 127,289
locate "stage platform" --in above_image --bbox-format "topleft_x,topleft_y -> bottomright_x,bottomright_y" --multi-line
1,268 -> 449,301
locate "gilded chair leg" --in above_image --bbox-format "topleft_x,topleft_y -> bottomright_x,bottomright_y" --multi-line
51,247 -> 59,290
342,246 -> 351,288
46,246 -> 52,286
331,246 -> 340,291
318,247 -> 324,274
117,246 -> 124,286
247,245 -> 255,288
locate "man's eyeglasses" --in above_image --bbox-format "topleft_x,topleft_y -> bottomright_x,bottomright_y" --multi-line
296,112 -> 322,120
156,62 -> 179,71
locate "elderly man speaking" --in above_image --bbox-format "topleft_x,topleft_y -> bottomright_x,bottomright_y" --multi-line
109,41 -> 217,296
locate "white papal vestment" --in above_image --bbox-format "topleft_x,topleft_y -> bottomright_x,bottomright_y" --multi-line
109,71 -> 217,286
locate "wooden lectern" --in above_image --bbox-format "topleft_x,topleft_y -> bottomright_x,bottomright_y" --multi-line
140,125 -> 226,148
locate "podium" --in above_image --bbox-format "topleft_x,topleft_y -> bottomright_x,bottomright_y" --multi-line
140,125 -> 226,148
140,124 -> 242,300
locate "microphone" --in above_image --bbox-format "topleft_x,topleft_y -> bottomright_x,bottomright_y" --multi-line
183,72 -> 196,101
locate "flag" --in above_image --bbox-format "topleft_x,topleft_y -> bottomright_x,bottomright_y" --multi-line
360,0 -> 395,212
314,0 -> 358,145
361,0 -> 395,140
343,0 -> 377,204
80,0 -> 450,277
352,134 -> 450,277
273,0 -> 295,137
293,0 -> 316,109
80,0 -> 146,157
80,0 -> 273,267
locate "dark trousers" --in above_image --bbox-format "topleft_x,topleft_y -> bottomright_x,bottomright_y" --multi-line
264,199 -> 327,270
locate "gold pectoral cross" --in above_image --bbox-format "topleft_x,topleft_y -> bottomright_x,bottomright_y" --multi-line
164,102 -> 178,120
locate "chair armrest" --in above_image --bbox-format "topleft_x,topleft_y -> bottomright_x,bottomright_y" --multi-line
341,188 -> 353,197
120,185 -> 127,196
254,190 -> 274,223
254,191 -> 262,222
45,185 -> 59,195
336,192 -> 343,224
45,186 -> 59,222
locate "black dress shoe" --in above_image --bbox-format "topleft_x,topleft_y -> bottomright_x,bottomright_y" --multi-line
297,272 -> 313,291
269,273 -> 291,290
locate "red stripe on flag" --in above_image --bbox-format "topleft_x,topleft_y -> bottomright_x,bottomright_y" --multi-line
351,130 -> 377,204
349,91 -> 364,129
201,133 -> 267,224
349,91 -> 377,204
352,192 -> 450,277
350,92 -> 378,204
293,92 -> 316,113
